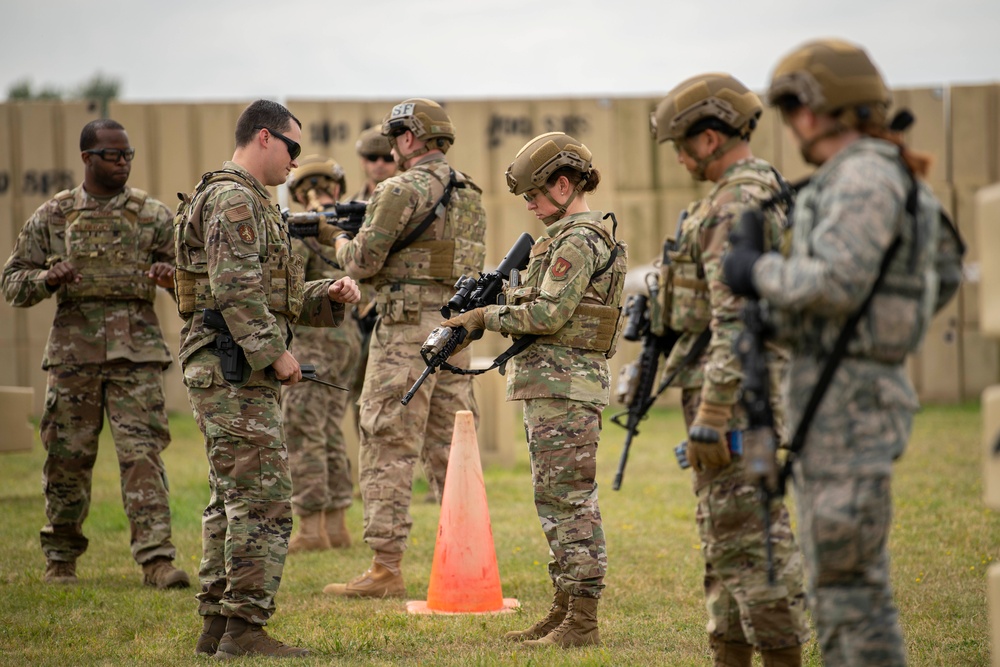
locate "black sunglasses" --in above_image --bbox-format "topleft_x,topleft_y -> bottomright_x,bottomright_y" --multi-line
362,154 -> 394,163
84,147 -> 136,162
254,126 -> 301,160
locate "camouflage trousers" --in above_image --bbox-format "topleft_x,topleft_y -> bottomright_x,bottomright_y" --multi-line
283,317 -> 362,515
357,309 -> 477,553
523,398 -> 607,599
39,361 -> 176,565
788,358 -> 914,667
183,348 -> 292,625
681,389 -> 809,650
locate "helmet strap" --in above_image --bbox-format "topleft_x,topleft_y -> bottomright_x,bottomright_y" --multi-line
540,179 -> 585,225
388,133 -> 431,172
692,135 -> 742,181
798,124 -> 848,166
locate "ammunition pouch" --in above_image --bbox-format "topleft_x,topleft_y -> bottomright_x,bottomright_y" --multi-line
668,257 -> 710,333
375,283 -> 453,326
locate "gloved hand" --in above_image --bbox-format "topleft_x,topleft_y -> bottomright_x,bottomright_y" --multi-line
687,400 -> 733,471
723,208 -> 765,298
742,429 -> 779,492
440,308 -> 487,356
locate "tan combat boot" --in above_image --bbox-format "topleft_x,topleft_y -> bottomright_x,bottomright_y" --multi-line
214,617 -> 310,659
322,552 -> 406,598
324,507 -> 351,548
44,559 -> 77,584
194,614 -> 227,656
710,637 -> 754,667
761,644 -> 802,667
523,595 -> 600,648
142,557 -> 191,589
503,587 -> 569,641
288,511 -> 331,554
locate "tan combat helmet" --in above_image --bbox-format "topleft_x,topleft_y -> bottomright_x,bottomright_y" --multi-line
767,38 -> 890,126
505,132 -> 594,223
650,73 -> 762,180
381,98 -> 454,167
286,155 -> 346,208
355,126 -> 393,158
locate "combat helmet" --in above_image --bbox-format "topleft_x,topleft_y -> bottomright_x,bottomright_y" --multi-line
505,132 -> 595,223
381,99 -> 454,167
650,73 -> 762,180
767,38 -> 890,125
286,155 -> 346,208
355,126 -> 393,158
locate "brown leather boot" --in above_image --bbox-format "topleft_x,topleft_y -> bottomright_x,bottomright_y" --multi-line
142,557 -> 191,589
503,587 -> 569,641
194,615 -> 227,656
710,637 -> 754,667
523,595 -> 600,648
761,644 -> 803,667
44,559 -> 77,584
322,552 -> 405,598
214,617 -> 310,659
324,508 -> 351,548
288,511 -> 331,554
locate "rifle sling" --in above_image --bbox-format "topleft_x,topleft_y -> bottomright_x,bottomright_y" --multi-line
646,328 -> 712,410
390,169 -> 462,254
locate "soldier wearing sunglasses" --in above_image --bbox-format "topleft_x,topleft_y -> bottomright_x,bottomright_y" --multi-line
2,119 -> 190,591
349,126 -> 397,202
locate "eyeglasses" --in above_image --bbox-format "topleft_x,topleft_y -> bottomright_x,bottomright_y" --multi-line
84,148 -> 135,162
522,190 -> 542,204
362,154 -> 394,163
254,126 -> 301,160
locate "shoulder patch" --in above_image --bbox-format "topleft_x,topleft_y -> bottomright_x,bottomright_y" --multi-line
224,203 -> 252,222
551,257 -> 572,279
236,222 -> 256,244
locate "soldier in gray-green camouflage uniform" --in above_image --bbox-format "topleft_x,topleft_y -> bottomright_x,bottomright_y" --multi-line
724,40 -> 962,667
650,74 -> 810,667
325,99 -> 486,599
1,119 -> 190,591
445,132 -> 627,648
174,100 -> 360,659
282,155 -> 362,553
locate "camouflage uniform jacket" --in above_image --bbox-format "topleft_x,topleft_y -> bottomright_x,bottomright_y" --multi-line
335,153 -> 486,290
2,184 -> 174,369
483,211 -> 627,405
176,161 -> 343,368
662,158 -> 788,407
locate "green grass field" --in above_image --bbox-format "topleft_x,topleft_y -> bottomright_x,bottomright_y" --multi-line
0,402 -> 992,666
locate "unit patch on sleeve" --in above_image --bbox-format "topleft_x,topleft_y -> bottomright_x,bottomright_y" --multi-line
550,257 -> 572,279
236,223 -> 256,244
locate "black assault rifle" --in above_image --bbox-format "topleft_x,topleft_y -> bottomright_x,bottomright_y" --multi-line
203,308 -> 348,390
401,232 -> 536,406
282,201 -> 367,241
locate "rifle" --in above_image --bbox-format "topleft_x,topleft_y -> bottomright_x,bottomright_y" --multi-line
203,309 -> 348,390
281,201 -> 367,241
401,232 -> 535,406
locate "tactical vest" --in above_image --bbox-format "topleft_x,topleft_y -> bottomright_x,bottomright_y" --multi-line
507,217 -> 627,357
794,147 -> 941,364
376,169 -> 486,286
667,168 -> 786,334
50,188 -> 157,303
173,169 -> 304,319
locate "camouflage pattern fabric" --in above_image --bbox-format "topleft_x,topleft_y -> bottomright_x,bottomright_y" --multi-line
681,389 -> 810,650
523,398 -> 606,598
283,237 -> 362,514
663,158 -> 808,653
1,184 -> 177,566
356,307 -> 477,552
177,162 -> 346,624
753,138 -> 928,666
39,361 -> 176,564
336,151 -> 485,554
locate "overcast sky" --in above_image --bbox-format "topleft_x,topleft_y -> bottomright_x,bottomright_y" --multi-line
2,1 -> 997,103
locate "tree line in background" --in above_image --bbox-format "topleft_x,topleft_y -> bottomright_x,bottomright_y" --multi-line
7,73 -> 121,117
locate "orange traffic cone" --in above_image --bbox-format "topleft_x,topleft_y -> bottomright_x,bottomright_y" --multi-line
407,410 -> 519,615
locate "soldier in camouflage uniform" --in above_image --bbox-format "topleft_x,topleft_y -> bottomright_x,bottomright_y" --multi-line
444,132 -> 627,648
650,75 -> 809,667
282,155 -> 362,553
724,40 -> 958,666
174,100 -> 360,658
324,99 -> 486,599
1,119 -> 190,591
